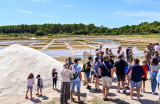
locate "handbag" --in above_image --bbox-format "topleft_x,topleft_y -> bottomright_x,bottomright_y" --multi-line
127,66 -> 132,80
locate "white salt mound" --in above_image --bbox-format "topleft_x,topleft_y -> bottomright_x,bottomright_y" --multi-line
0,44 -> 63,96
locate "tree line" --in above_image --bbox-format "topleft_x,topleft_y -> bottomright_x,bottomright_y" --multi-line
0,21 -> 160,36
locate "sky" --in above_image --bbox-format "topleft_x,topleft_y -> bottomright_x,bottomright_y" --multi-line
1,0 -> 160,28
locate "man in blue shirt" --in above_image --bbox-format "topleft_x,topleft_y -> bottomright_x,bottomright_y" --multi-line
99,55 -> 114,101
70,58 -> 84,103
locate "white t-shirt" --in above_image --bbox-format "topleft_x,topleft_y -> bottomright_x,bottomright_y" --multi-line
154,45 -> 160,52
61,68 -> 75,82
27,78 -> 34,86
150,64 -> 160,71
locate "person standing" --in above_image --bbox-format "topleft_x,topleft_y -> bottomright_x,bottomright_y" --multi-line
126,47 -> 132,63
117,46 -> 122,54
99,55 -> 114,101
130,58 -> 145,100
85,56 -> 93,90
144,44 -> 153,64
70,58 -> 84,103
94,57 -> 101,91
36,74 -> 43,96
60,63 -> 75,104
52,68 -> 58,90
150,58 -> 160,95
25,73 -> 34,99
114,54 -> 127,93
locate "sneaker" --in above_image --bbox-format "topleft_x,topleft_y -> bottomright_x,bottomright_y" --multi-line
117,90 -> 120,93
25,96 -> 28,99
137,98 -> 141,101
130,97 -> 133,100
87,86 -> 91,90
123,90 -> 126,93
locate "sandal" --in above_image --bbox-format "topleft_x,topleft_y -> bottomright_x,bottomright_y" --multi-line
25,96 -> 28,99
103,98 -> 109,101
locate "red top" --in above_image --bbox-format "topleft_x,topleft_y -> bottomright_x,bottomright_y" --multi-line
141,65 -> 148,78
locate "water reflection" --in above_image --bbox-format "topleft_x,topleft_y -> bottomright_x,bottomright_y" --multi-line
42,50 -> 73,57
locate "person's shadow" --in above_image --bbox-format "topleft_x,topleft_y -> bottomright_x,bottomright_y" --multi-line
31,98 -> 42,103
41,95 -> 49,100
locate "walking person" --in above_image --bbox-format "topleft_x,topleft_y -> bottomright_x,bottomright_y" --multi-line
70,58 -> 84,103
25,73 -> 35,99
99,55 -> 114,101
156,67 -> 160,102
60,63 -> 75,104
114,54 -> 127,93
129,58 -> 145,100
85,56 -> 93,90
150,58 -> 160,95
52,68 -> 58,90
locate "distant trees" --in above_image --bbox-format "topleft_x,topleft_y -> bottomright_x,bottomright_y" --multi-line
0,21 -> 160,36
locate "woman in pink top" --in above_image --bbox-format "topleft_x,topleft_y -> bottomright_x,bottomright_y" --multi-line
25,73 -> 34,99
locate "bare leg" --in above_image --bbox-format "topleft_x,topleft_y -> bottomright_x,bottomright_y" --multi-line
86,79 -> 89,87
40,90 -> 42,95
130,87 -> 134,97
26,89 -> 29,97
143,81 -> 145,91
105,87 -> 110,99
37,88 -> 39,94
30,89 -> 33,98
122,81 -> 126,90
97,78 -> 100,90
117,81 -> 120,90
102,86 -> 105,98
137,88 -> 140,98
95,78 -> 97,89
70,90 -> 74,100
77,91 -> 81,102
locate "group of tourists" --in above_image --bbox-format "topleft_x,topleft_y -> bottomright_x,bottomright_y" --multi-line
25,42 -> 160,104
60,43 -> 160,104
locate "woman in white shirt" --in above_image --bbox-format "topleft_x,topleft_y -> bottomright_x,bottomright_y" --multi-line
60,63 -> 75,104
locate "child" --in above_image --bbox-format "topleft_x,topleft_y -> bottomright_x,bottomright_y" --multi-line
36,74 -> 43,96
25,73 -> 34,99
141,60 -> 148,92
52,68 -> 58,90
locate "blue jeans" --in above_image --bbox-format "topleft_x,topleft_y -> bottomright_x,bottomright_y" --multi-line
151,76 -> 157,93
71,80 -> 81,92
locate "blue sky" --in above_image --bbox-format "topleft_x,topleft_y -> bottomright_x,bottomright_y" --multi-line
0,0 -> 160,28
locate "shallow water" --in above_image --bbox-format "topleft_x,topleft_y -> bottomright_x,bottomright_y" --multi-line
0,40 -> 42,44
43,50 -> 73,56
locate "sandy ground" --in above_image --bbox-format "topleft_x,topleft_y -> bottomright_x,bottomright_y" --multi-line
1,60 -> 159,104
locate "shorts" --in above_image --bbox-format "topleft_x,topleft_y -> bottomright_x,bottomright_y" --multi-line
130,80 -> 141,88
94,74 -> 101,78
142,78 -> 147,81
117,74 -> 125,81
85,71 -> 90,79
27,85 -> 33,90
102,76 -> 112,88
71,80 -> 81,92
91,71 -> 95,75
38,86 -> 42,90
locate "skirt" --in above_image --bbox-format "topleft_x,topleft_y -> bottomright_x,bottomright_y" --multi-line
60,82 -> 70,104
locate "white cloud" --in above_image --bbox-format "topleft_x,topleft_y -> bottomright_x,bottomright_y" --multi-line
30,0 -> 46,3
17,10 -> 32,14
64,4 -> 75,7
17,9 -> 54,18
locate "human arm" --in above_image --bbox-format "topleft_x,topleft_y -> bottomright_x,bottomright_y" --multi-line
111,68 -> 114,79
79,72 -> 82,80
98,68 -> 101,77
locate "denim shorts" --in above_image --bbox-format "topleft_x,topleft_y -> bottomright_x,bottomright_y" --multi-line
85,71 -> 90,79
130,80 -> 141,88
71,80 -> 81,92
38,86 -> 42,90
27,85 -> 33,90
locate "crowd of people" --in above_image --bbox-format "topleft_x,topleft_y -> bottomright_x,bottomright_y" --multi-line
25,42 -> 160,104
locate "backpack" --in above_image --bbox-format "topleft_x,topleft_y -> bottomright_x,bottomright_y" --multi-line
70,65 -> 79,80
82,62 -> 88,72
124,61 -> 129,74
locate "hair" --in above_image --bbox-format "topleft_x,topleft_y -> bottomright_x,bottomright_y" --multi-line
88,56 -> 93,60
156,43 -> 159,45
52,68 -> 56,72
134,58 -> 140,64
106,48 -> 109,52
27,73 -> 34,79
108,48 -> 112,52
142,60 -> 147,64
151,58 -> 159,66
100,51 -> 104,55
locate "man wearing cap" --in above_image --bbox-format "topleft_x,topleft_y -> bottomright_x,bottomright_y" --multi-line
70,58 -> 84,103
114,54 -> 127,93
67,57 -> 74,68
144,44 -> 153,64
99,55 -> 114,101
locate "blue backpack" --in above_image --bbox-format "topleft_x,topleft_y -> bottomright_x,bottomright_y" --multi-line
124,61 -> 129,74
